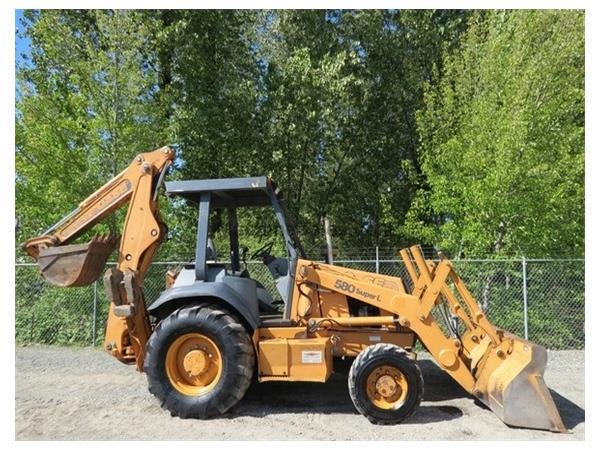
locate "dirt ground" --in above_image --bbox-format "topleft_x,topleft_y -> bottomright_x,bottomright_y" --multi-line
15,345 -> 584,440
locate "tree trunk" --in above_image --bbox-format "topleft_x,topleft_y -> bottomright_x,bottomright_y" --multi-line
481,221 -> 506,312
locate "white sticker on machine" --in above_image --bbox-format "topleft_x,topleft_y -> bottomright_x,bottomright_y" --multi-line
301,350 -> 323,364
369,335 -> 382,342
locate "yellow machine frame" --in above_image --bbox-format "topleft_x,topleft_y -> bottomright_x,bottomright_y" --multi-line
24,146 -> 566,432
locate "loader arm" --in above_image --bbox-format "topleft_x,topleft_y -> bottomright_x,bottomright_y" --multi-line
24,146 -> 176,370
294,247 -> 566,432
298,258 -> 479,392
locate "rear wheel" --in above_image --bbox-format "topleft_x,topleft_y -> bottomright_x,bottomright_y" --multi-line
144,304 -> 254,418
348,343 -> 423,424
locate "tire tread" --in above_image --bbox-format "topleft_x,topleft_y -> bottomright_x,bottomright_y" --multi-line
144,303 -> 254,419
348,343 -> 424,425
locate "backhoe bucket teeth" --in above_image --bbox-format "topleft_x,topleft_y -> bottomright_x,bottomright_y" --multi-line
473,337 -> 566,432
37,235 -> 118,287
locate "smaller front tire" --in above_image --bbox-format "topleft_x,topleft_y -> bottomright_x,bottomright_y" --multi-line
348,344 -> 424,425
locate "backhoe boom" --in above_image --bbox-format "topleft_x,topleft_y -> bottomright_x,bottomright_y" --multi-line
23,146 -> 175,369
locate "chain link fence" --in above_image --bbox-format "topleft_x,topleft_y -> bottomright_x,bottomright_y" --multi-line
15,252 -> 584,350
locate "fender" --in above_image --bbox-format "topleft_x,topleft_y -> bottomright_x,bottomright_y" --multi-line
148,280 -> 260,330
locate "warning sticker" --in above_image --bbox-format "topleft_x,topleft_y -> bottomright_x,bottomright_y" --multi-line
301,350 -> 323,364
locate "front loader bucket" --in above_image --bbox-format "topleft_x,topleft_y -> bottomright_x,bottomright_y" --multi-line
472,336 -> 566,432
398,245 -> 567,432
37,235 -> 118,287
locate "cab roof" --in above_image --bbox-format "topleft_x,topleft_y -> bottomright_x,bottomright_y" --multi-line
165,176 -> 277,208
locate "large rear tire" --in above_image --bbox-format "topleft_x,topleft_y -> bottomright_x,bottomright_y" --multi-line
144,304 -> 255,419
348,343 -> 423,425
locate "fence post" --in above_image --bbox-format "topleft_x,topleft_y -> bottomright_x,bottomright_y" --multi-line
375,246 -> 380,274
522,257 -> 529,341
92,280 -> 98,346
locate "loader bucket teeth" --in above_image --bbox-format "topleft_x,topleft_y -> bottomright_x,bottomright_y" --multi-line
473,338 -> 566,432
37,235 -> 118,287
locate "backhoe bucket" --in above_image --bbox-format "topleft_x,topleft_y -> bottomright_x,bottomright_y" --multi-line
472,336 -> 566,432
37,235 -> 118,287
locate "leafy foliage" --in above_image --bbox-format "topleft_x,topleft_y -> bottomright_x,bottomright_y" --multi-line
16,10 -> 171,247
16,9 -> 584,262
405,11 -> 584,258
14,10 -> 585,351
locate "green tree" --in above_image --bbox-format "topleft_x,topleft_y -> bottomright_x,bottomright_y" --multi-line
257,11 -> 363,251
145,10 -> 268,258
16,10 -> 172,257
405,10 -> 584,258
257,10 -> 469,252
330,10 -> 469,250
17,10 -> 582,261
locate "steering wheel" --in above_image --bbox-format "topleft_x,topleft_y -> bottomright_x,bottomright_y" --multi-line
250,241 -> 275,260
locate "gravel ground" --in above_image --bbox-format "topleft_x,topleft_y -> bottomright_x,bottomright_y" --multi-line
15,345 -> 584,440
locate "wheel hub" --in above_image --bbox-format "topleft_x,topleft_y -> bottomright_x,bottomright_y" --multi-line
366,365 -> 409,410
183,349 -> 210,376
165,332 -> 223,396
375,374 -> 398,398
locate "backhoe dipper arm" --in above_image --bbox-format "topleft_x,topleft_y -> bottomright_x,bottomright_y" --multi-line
24,147 -> 176,370
24,147 -> 175,260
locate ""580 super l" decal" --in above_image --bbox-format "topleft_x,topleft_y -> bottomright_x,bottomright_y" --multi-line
334,279 -> 381,302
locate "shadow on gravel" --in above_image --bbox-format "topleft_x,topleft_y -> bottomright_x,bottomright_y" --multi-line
230,359 -> 464,424
232,357 -> 583,431
420,359 -> 586,431
407,406 -> 463,424
550,390 -> 585,430
417,360 -> 470,402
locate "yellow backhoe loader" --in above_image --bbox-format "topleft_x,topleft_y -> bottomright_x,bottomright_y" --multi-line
24,146 -> 566,431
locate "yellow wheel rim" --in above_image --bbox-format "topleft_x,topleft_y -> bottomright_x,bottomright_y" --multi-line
165,332 -> 223,396
366,365 -> 409,410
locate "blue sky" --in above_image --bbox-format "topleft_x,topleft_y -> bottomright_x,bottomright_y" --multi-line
15,9 -> 31,68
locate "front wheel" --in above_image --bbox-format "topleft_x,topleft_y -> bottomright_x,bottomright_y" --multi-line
144,304 -> 255,419
348,343 -> 424,424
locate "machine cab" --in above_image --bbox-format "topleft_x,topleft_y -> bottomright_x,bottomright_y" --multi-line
157,176 -> 306,325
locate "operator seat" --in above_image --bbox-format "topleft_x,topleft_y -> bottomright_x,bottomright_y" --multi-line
206,238 -> 218,262
205,238 -> 281,314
